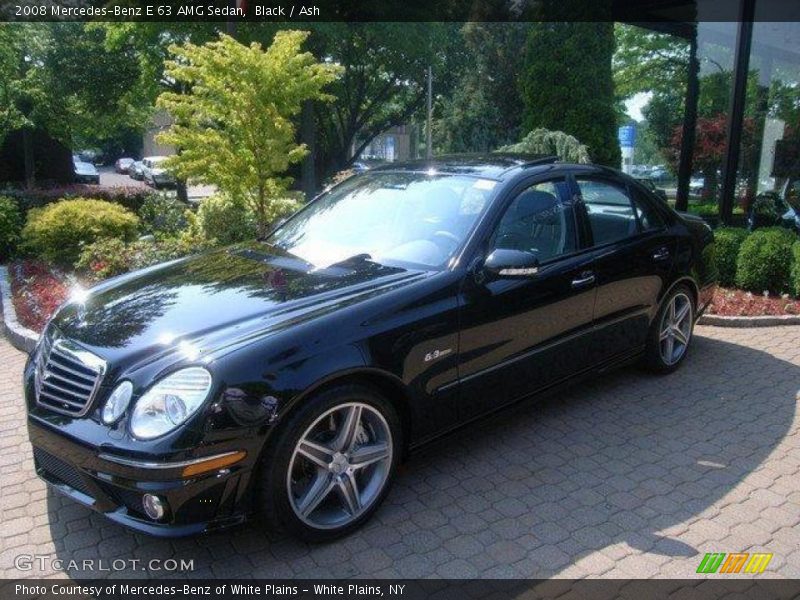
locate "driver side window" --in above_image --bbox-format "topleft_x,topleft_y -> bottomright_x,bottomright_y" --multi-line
492,180 -> 577,263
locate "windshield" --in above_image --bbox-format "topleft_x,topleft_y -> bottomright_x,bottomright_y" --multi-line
266,172 -> 497,269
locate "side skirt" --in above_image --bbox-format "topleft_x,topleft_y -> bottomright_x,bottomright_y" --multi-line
407,348 -> 645,453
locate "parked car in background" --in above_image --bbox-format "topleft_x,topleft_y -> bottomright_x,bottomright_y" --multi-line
25,155 -> 717,541
142,156 -> 176,189
129,161 -> 145,180
649,165 -> 669,181
75,149 -> 102,165
782,176 -> 800,211
689,176 -> 705,195
72,155 -> 100,184
747,180 -> 800,233
115,158 -> 135,174
636,177 -> 669,204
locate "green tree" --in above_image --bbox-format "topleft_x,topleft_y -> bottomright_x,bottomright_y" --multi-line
435,23 -> 528,153
614,24 -> 689,100
1,22 -> 156,182
259,23 -> 458,181
44,23 -> 145,150
156,32 -> 341,235
632,121 -> 667,166
104,23 -> 457,189
0,25 -> 26,140
519,22 -> 621,167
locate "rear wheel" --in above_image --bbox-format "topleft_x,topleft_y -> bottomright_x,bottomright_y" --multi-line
643,285 -> 695,373
258,384 -> 401,542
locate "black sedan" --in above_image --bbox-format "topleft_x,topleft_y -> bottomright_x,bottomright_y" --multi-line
25,155 -> 717,541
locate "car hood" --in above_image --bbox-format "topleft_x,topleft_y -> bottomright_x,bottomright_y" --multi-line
52,242 -> 427,370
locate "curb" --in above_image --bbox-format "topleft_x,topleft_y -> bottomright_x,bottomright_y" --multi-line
698,313 -> 800,327
0,265 -> 39,353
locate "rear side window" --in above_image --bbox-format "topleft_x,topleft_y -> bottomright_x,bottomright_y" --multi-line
577,178 -> 638,246
631,188 -> 665,231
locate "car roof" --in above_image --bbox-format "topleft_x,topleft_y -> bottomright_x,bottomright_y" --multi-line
371,153 -> 560,180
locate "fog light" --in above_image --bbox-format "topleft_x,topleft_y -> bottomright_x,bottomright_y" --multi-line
142,494 -> 166,520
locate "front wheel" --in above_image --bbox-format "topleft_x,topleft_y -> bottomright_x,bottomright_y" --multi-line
643,285 -> 695,373
258,384 -> 401,542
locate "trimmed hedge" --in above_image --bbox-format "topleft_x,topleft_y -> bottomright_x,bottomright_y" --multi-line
734,227 -> 796,294
2,185 -> 155,214
0,195 -> 23,261
714,227 -> 750,287
792,241 -> 800,298
21,199 -> 140,266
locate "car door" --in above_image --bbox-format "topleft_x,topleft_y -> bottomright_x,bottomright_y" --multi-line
456,177 -> 598,421
574,175 -> 676,367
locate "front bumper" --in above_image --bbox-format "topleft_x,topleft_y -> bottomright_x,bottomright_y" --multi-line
28,418 -> 253,537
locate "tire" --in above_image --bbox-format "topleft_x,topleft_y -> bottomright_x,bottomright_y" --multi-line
257,384 -> 402,542
643,284 -> 695,373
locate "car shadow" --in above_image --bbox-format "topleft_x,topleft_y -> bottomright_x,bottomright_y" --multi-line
45,332 -> 798,579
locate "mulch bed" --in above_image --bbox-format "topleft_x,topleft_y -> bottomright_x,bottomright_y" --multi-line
8,260 -> 71,332
707,287 -> 800,317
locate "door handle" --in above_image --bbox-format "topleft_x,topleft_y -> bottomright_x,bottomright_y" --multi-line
571,272 -> 596,289
652,247 -> 670,261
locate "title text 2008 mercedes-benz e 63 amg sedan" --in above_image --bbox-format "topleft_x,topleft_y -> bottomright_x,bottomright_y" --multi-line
25,155 -> 717,541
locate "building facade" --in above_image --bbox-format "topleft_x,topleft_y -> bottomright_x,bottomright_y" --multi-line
634,0 -> 800,223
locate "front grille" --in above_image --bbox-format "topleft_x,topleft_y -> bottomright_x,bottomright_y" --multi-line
35,332 -> 106,417
33,447 -> 94,498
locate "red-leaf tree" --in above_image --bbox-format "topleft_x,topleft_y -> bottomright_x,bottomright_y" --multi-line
668,113 -> 757,203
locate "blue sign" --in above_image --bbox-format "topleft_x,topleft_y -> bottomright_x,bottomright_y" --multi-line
618,125 -> 636,148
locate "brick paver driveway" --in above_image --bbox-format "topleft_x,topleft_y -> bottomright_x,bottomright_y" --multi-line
2,326 -> 799,579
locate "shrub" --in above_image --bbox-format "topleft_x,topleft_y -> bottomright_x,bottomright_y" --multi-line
747,191 -> 784,230
76,235 -> 211,281
197,194 -> 257,245
73,238 -> 129,280
735,227 -> 797,294
497,128 -> 591,164
713,227 -> 749,287
138,194 -> 189,237
21,199 -> 140,266
687,203 -> 744,218
3,185 -> 154,214
687,203 -> 719,217
196,192 -> 303,245
791,241 -> 800,298
0,195 -> 23,261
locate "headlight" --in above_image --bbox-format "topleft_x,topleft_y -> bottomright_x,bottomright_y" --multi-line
102,381 -> 133,424
130,367 -> 213,440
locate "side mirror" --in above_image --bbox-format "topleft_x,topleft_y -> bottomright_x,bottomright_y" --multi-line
483,248 -> 540,279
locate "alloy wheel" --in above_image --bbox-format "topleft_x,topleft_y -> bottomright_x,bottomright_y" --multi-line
659,292 -> 693,365
287,402 -> 393,529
